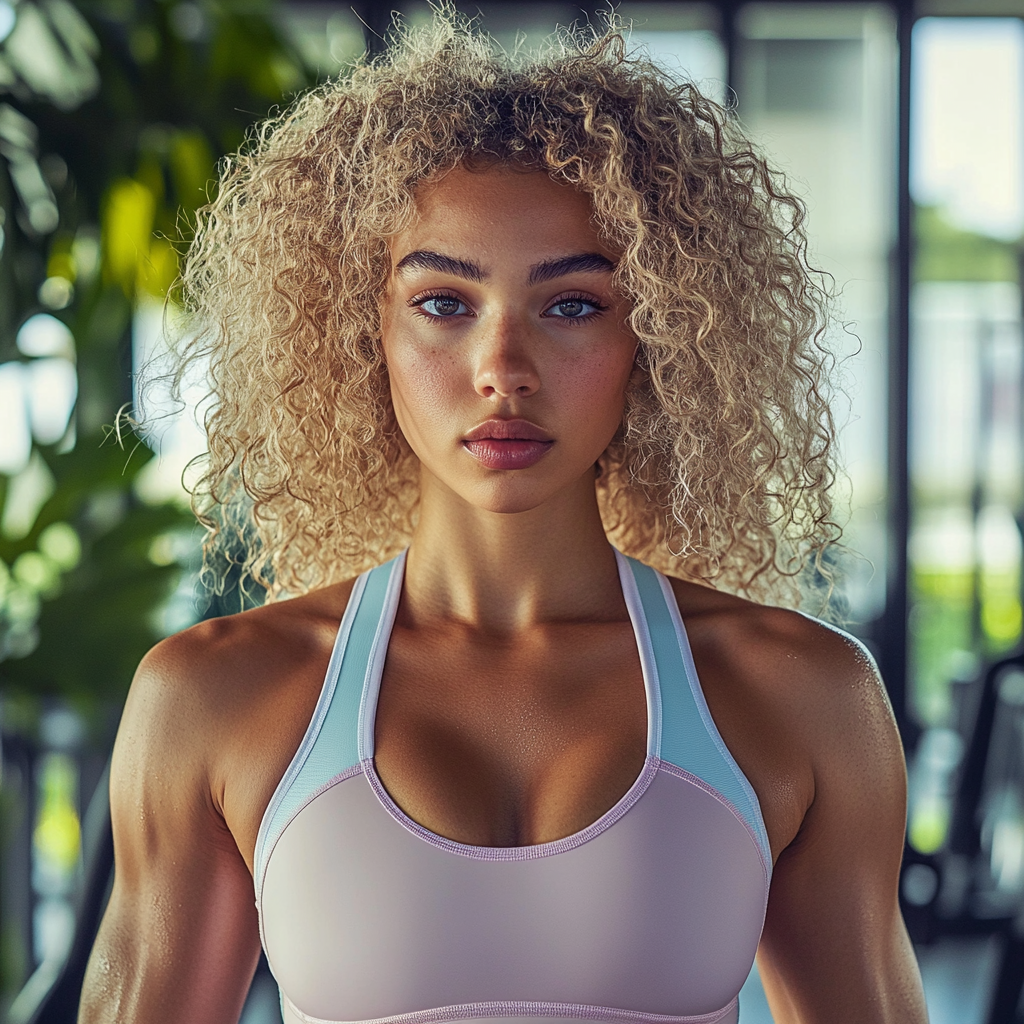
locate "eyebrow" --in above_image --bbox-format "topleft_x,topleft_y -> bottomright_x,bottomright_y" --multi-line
395,250 -> 484,282
527,252 -> 616,285
393,249 -> 616,286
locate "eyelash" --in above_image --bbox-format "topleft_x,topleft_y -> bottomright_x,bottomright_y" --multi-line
545,293 -> 609,325
408,291 -> 609,324
409,291 -> 468,322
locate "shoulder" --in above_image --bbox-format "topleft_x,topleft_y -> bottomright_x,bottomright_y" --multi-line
667,576 -> 891,735
131,581 -> 354,727
113,579 -> 358,816
665,576 -> 905,855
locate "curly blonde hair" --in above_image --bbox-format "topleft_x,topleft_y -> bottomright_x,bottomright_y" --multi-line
175,9 -> 841,605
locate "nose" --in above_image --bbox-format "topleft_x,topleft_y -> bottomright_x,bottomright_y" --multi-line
473,313 -> 540,399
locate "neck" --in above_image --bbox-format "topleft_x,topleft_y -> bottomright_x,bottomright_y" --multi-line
403,470 -> 625,634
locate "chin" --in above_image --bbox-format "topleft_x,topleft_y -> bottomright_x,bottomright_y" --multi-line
465,484 -> 555,516
419,457 -> 598,517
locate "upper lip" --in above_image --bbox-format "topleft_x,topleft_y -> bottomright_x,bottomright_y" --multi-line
463,418 -> 553,443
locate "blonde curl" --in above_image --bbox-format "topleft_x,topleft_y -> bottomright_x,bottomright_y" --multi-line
174,9 -> 842,606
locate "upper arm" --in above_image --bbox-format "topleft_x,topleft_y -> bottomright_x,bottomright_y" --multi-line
79,636 -> 261,1024
754,627 -> 927,1024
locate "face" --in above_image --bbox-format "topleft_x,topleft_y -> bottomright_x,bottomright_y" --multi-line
382,164 -> 637,515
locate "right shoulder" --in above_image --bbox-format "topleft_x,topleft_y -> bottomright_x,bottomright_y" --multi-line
112,578 -> 359,827
131,578 -> 357,724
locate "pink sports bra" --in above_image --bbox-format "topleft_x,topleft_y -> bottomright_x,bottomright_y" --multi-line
254,549 -> 772,1024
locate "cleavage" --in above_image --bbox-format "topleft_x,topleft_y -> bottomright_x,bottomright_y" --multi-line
372,620 -> 648,847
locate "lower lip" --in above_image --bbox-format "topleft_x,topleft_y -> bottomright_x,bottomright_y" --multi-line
463,439 -> 554,470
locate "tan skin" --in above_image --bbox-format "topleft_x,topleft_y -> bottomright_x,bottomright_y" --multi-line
79,166 -> 928,1024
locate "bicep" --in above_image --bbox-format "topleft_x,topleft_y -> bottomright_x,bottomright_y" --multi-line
79,658 -> 261,1024
755,669 -> 927,1024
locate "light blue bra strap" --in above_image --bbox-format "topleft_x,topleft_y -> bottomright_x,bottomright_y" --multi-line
253,554 -> 404,892
358,551 -> 407,761
621,556 -> 772,870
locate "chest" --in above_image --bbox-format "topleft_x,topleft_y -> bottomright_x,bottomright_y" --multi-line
373,621 -> 648,847
255,554 -> 772,1024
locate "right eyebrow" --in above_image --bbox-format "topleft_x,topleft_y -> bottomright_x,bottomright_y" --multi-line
394,250 -> 487,282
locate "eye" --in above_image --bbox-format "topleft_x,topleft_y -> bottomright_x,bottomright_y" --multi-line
543,296 -> 607,320
417,294 -> 469,318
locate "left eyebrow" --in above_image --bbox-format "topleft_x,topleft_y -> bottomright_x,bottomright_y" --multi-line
527,252 -> 616,286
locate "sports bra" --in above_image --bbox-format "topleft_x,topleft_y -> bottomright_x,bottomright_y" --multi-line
254,549 -> 772,1024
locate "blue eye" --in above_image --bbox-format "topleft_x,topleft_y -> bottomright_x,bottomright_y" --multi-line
420,295 -> 468,317
544,297 -> 605,319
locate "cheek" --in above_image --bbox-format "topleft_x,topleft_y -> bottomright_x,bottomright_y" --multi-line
386,336 -> 463,446
551,345 -> 634,427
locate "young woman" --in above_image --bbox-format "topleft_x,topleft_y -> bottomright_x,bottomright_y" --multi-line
80,15 -> 928,1024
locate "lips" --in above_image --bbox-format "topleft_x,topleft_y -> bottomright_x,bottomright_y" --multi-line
462,418 -> 554,470
463,419 -> 552,443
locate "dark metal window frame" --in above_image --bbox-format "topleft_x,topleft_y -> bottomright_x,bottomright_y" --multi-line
347,0 -> 1021,745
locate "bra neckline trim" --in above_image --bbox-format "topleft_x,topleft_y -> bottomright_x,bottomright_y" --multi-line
355,547 -> 663,858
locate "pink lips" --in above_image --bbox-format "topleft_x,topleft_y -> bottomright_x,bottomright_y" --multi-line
462,418 -> 554,471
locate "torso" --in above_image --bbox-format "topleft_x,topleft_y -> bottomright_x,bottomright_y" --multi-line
375,612 -> 648,848
87,548 -> 918,1024
249,552 -> 775,1024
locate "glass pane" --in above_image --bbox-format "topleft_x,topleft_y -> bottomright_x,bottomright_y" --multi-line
736,3 -> 898,633
617,4 -> 726,103
909,18 -> 1024,727
403,2 -> 582,52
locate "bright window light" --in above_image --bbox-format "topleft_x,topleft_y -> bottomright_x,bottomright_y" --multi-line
912,18 -> 1024,240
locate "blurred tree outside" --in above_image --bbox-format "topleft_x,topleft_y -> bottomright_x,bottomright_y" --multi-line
0,0 -> 317,1004
915,205 -> 1020,285
910,204 -> 1023,736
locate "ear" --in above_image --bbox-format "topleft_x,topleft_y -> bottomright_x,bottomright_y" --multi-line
628,345 -> 647,386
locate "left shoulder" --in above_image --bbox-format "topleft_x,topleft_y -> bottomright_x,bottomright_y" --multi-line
664,576 -> 905,859
666,576 -> 893,739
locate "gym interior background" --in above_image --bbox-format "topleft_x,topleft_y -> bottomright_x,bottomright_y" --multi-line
0,0 -> 1021,1020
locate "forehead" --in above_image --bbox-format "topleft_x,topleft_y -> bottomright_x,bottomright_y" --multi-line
393,164 -> 608,261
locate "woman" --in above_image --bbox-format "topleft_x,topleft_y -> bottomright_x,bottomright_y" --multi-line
81,13 -> 928,1024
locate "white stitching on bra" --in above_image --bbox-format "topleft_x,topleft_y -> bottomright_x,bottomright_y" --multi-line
363,755 -> 660,860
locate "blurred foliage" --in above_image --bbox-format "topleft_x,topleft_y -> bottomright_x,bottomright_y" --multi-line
0,0 -> 313,725
34,753 -> 80,874
915,204 -> 1022,284
910,207 -> 1023,729
910,569 -> 974,725
912,561 -> 1024,727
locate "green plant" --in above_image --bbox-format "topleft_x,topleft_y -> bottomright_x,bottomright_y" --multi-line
0,0 -> 312,723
